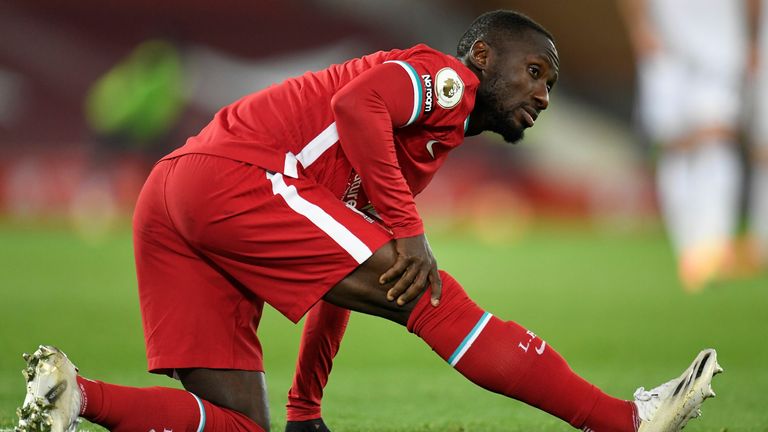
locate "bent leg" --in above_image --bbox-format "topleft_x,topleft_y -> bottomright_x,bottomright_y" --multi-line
128,156 -> 272,431
76,374 -> 266,432
135,156 -> 394,431
324,244 -> 637,432
178,369 -> 270,430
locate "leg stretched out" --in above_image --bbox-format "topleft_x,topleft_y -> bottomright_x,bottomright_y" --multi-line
323,242 -> 722,432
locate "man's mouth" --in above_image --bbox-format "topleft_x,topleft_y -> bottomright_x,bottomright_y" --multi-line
519,106 -> 538,128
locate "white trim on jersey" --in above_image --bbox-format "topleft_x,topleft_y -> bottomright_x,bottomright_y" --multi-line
283,122 -> 340,178
282,59 -> 424,178
266,171 -> 373,263
384,60 -> 423,127
284,152 -> 299,178
298,122 -> 339,168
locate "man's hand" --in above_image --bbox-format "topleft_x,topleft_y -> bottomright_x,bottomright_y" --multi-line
379,234 -> 442,307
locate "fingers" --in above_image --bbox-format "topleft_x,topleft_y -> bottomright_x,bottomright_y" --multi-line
428,268 -> 442,307
380,234 -> 440,307
392,266 -> 429,305
379,257 -> 409,285
386,263 -> 440,306
386,264 -> 417,302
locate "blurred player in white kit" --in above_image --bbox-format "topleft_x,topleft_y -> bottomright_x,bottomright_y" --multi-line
747,0 -> 768,271
622,0 -> 748,291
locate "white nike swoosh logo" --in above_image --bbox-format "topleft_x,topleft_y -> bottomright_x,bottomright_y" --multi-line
535,341 -> 546,355
426,140 -> 439,159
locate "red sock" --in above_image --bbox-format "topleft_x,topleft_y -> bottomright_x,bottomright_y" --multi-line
286,300 -> 350,421
407,271 -> 638,432
76,376 -> 265,431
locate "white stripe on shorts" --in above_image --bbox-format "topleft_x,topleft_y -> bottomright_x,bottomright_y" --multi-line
267,172 -> 373,263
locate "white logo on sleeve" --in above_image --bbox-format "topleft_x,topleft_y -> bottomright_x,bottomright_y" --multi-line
422,74 -> 433,114
435,67 -> 464,109
426,140 -> 439,159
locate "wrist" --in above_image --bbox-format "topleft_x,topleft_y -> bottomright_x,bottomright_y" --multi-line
391,222 -> 425,239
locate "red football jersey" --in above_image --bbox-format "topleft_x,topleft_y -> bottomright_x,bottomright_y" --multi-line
163,44 -> 479,238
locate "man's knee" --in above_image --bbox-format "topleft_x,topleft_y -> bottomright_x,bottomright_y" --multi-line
323,240 -> 416,325
177,369 -> 271,431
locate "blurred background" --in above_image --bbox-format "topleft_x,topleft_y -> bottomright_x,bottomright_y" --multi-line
4,0 -> 767,280
1,0 -> 767,430
0,0 -> 651,235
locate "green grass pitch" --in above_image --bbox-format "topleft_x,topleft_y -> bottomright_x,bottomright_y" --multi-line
1,220 -> 767,431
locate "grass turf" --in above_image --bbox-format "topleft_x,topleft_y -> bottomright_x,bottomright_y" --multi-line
1,220 -> 766,431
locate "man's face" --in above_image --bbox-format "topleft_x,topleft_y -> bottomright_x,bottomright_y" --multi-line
477,32 -> 559,143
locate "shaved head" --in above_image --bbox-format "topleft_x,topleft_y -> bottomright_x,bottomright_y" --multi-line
456,10 -> 554,59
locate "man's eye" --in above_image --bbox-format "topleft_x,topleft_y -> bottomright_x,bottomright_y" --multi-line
528,66 -> 540,78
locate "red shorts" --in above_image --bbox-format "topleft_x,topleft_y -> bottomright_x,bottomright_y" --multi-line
133,154 -> 392,374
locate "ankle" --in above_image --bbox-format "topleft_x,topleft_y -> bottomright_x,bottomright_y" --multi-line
285,418 -> 330,432
75,376 -> 103,419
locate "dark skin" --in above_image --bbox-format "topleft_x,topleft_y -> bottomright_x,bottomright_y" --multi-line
465,31 -> 560,142
178,29 -> 560,431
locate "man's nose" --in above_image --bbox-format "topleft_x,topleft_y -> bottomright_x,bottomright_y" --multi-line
533,83 -> 549,111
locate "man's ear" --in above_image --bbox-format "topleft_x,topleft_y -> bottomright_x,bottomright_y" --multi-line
469,40 -> 490,70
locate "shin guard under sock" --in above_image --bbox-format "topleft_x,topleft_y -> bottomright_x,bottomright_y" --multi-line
407,271 -> 637,432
